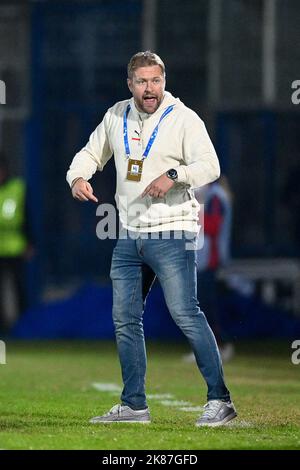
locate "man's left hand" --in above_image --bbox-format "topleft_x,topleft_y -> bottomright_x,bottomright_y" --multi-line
142,174 -> 175,198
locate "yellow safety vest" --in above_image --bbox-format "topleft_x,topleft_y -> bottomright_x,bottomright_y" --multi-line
0,178 -> 27,257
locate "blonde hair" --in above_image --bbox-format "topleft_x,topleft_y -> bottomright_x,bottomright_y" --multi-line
127,51 -> 165,79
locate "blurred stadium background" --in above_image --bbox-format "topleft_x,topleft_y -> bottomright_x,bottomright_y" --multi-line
0,0 -> 300,340
1,0 -> 300,452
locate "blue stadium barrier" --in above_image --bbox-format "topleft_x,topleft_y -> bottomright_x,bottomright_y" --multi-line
11,284 -> 300,340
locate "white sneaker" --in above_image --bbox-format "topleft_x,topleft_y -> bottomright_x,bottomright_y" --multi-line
89,404 -> 151,424
196,400 -> 237,427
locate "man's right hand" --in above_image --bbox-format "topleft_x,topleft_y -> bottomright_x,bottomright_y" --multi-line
71,178 -> 98,203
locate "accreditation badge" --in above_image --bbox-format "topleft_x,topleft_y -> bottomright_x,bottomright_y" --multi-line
126,158 -> 143,182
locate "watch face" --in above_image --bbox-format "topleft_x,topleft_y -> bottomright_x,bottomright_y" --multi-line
168,169 -> 178,179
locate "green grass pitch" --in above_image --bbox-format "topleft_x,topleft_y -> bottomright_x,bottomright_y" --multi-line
0,340 -> 299,450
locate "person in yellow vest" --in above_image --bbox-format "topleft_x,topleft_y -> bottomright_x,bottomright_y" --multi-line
0,155 -> 33,332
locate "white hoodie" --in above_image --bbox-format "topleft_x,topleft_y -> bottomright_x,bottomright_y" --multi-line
66,91 -> 220,233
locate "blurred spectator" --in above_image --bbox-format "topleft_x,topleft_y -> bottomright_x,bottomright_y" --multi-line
184,175 -> 234,363
282,164 -> 300,248
0,154 -> 34,333
197,175 -> 234,361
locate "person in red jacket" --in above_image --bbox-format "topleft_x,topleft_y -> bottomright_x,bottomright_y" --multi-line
197,175 -> 234,361
184,175 -> 234,363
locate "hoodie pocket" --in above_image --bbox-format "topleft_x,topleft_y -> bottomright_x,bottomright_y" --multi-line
165,187 -> 191,207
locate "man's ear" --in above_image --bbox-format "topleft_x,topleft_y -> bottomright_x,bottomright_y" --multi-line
127,78 -> 133,93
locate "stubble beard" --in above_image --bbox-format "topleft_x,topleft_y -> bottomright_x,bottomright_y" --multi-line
136,93 -> 164,114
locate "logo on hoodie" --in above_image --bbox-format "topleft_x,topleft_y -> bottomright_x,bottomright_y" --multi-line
132,130 -> 140,141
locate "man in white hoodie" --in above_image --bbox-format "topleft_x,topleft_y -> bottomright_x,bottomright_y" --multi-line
67,51 -> 237,427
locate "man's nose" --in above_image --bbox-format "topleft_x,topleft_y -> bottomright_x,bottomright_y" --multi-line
145,80 -> 154,92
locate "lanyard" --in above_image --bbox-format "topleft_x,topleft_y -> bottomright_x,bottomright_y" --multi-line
123,104 -> 174,159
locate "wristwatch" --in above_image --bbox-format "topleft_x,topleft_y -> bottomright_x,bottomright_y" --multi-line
166,168 -> 178,181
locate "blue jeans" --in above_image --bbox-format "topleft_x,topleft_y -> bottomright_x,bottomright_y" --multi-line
110,231 -> 230,410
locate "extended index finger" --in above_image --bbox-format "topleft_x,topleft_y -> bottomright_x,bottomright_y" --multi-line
81,188 -> 98,203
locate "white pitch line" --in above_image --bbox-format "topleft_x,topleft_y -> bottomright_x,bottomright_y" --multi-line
91,384 -> 175,400
147,394 -> 174,400
91,382 -> 122,392
160,400 -> 192,407
226,420 -> 253,428
91,383 -> 201,412
179,406 -> 204,412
